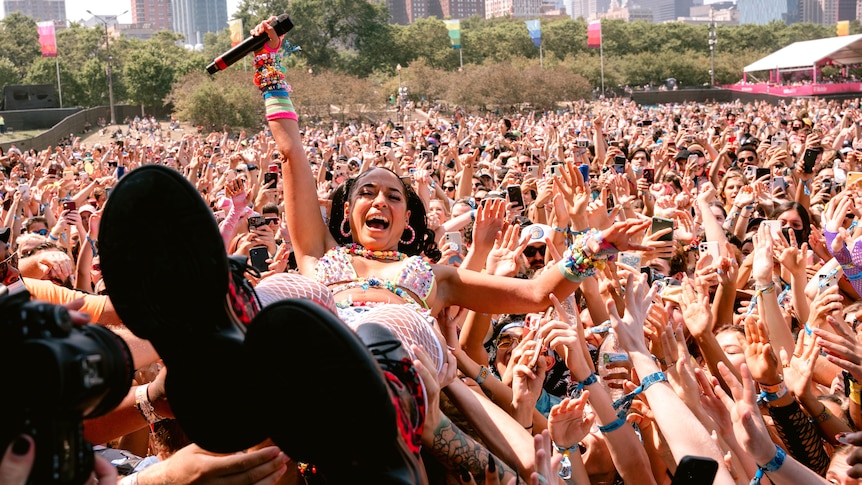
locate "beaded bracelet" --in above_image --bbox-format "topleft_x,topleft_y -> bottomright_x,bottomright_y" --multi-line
557,228 -> 617,282
751,444 -> 786,485
253,46 -> 298,122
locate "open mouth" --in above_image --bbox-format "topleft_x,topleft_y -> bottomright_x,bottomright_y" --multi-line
365,215 -> 390,230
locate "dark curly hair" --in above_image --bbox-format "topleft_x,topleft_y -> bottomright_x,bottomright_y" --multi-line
328,167 -> 440,260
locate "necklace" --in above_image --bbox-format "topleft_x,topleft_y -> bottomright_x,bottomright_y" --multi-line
345,243 -> 407,261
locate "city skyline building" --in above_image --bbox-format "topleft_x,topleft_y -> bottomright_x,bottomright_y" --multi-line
738,0 -> 797,24
172,0 -> 227,46
441,0 -> 485,18
4,0 -> 64,22
131,0 -> 171,31
486,0 -> 543,18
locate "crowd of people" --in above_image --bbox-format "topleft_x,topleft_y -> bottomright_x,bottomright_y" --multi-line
9,16 -> 862,485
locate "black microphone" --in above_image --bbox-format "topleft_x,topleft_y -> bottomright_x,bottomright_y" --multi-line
206,14 -> 294,74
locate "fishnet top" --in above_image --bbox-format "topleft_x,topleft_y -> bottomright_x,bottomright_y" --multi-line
823,229 -> 862,297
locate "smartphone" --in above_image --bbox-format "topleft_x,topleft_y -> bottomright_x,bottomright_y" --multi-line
642,168 -> 655,184
444,231 -> 463,265
248,215 -> 266,229
755,168 -> 770,181
550,164 -> 563,177
651,216 -> 674,242
699,241 -> 721,262
577,139 -> 589,148
803,147 -> 822,174
619,252 -> 642,268
762,220 -> 782,239
670,455 -> 718,485
771,176 -> 787,192
530,148 -> 542,159
421,150 -> 434,162
507,185 -> 525,209
578,164 -> 590,182
18,183 -> 29,199
527,165 -> 540,179
62,200 -> 76,211
613,155 -> 627,174
744,165 -> 757,181
249,246 -> 269,272
847,171 -> 862,187
819,272 -> 840,293
264,171 -> 278,187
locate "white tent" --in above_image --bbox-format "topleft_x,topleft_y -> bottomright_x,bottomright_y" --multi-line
744,34 -> 862,73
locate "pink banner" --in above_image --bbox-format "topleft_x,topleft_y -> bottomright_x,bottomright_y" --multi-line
37,21 -> 57,58
723,82 -> 862,97
588,21 -> 601,48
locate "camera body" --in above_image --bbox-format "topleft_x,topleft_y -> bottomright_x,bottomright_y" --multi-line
0,285 -> 133,484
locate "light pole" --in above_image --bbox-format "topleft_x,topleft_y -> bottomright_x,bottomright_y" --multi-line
396,64 -> 402,123
87,9 -> 127,126
708,12 -> 717,88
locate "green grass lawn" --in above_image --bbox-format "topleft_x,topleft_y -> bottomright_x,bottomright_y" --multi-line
0,129 -> 42,141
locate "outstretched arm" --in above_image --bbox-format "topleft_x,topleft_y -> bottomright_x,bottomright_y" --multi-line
252,18 -> 335,271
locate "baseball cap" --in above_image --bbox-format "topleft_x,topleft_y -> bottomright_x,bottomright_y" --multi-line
520,224 -> 552,245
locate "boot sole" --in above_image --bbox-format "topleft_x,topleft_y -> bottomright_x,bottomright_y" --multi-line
245,299 -> 421,483
100,165 -> 265,452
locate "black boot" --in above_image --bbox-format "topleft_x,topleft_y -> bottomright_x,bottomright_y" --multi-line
99,165 -> 266,452
245,299 -> 423,484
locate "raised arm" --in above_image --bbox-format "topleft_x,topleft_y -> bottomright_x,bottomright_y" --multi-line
253,18 -> 335,267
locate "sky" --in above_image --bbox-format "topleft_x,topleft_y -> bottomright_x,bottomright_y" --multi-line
64,0 -> 241,24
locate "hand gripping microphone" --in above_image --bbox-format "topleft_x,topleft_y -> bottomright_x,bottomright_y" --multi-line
206,14 -> 294,74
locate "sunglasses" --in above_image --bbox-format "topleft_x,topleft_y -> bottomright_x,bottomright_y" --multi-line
35,229 -> 48,236
443,185 -> 456,191
739,155 -> 756,163
473,183 -> 484,189
523,245 -> 546,257
520,162 -> 534,168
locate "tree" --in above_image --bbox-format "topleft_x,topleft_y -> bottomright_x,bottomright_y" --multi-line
0,13 -> 39,79
168,71 -> 263,130
0,58 -> 20,90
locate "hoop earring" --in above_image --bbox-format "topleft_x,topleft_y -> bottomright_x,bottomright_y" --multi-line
400,224 -> 416,245
340,217 -> 351,238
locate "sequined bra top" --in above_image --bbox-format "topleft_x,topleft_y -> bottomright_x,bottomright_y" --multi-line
314,246 -> 435,308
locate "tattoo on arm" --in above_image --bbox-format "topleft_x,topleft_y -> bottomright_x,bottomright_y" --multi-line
427,415 -> 523,485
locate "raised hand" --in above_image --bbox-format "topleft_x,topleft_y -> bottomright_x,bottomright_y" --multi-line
472,198 -> 506,253
485,222 -> 526,277
751,223 -> 775,285
813,315 -> 862,383
714,363 -> 778,465
598,218 -> 653,253
607,272 -> 654,355
742,315 -> 781,385
548,392 -> 594,449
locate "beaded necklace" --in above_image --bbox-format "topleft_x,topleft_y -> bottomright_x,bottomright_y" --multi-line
345,243 -> 407,262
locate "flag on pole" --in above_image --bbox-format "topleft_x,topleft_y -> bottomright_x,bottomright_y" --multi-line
229,19 -> 243,47
525,20 -> 541,47
37,21 -> 57,57
444,20 -> 461,49
587,20 -> 602,48
838,20 -> 850,36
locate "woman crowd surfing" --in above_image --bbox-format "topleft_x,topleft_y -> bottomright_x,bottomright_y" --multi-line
8,15 -> 862,485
